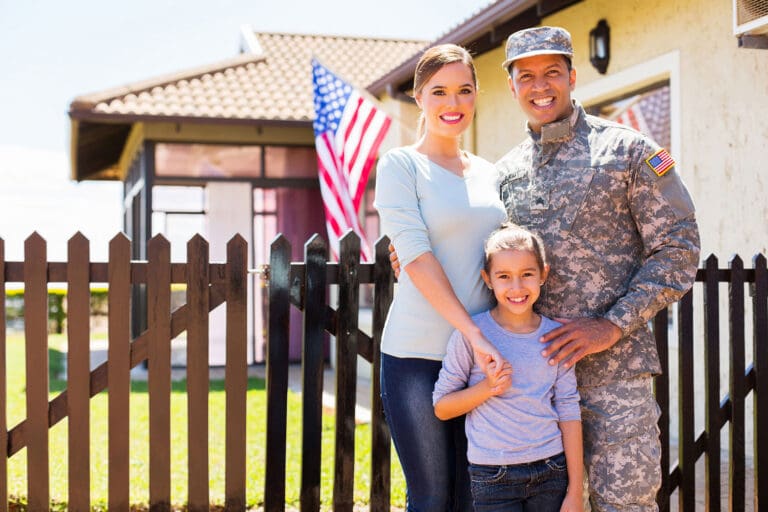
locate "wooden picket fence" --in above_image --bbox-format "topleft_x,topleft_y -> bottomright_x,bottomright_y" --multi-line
1,231 -> 767,511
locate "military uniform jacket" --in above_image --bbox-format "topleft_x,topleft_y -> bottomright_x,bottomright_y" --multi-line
497,101 -> 700,387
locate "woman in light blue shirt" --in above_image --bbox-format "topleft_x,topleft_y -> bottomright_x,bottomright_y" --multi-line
374,43 -> 507,512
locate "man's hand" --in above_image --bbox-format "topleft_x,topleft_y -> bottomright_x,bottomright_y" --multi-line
388,243 -> 400,279
540,317 -> 622,368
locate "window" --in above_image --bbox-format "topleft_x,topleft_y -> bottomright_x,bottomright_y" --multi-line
155,143 -> 262,178
264,146 -> 317,178
586,82 -> 671,150
151,185 -> 205,262
576,50 -> 680,155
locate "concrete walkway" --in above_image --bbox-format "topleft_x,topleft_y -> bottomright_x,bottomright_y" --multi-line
249,363 -> 374,424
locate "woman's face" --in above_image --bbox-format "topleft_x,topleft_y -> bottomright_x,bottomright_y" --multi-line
414,61 -> 476,139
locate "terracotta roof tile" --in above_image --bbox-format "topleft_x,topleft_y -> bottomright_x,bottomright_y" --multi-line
70,32 -> 426,124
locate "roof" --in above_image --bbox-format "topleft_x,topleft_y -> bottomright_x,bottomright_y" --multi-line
69,31 -> 427,180
70,32 -> 426,124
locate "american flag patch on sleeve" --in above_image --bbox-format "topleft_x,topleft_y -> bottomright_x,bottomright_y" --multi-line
645,148 -> 675,176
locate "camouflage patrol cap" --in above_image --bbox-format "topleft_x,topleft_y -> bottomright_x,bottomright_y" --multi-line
501,26 -> 574,72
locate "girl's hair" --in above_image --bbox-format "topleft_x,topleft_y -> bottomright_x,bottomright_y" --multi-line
412,44 -> 478,138
483,222 -> 548,273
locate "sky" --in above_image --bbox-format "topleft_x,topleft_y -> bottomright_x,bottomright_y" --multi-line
0,0 -> 493,261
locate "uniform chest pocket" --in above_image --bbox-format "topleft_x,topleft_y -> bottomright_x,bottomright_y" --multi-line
500,173 -> 531,225
502,169 -> 596,234
566,168 -> 629,242
550,169 -> 595,234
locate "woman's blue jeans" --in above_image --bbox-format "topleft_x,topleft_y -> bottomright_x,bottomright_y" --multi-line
381,353 -> 472,512
468,452 -> 569,512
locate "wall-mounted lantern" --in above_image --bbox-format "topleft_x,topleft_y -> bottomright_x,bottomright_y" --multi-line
589,19 -> 610,74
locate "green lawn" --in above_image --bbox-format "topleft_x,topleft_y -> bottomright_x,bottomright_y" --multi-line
5,333 -> 406,510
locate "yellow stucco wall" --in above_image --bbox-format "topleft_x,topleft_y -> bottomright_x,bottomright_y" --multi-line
376,0 -> 766,257
469,0 -> 768,258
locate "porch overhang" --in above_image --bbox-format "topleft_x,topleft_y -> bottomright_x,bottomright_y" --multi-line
367,0 -> 582,100
67,111 -> 311,182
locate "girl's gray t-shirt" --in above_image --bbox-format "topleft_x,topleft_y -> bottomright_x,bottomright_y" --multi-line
433,312 -> 581,465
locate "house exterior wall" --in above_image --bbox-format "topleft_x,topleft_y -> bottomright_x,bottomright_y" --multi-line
379,0 -> 767,260
472,0 -> 767,259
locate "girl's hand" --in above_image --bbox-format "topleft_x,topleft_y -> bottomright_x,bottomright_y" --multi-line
485,361 -> 512,395
388,243 -> 401,279
469,333 -> 508,379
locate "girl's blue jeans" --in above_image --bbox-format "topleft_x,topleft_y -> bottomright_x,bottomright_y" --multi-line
468,452 -> 569,512
380,353 -> 472,512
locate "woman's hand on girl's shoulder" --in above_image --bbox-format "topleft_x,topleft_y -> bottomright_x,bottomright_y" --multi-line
468,333 -> 508,380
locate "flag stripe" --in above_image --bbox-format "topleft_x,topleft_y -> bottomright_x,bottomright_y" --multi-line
317,135 -> 358,228
347,108 -> 385,195
352,115 -> 391,210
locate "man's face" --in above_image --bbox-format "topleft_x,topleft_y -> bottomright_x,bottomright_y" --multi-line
507,54 -> 576,133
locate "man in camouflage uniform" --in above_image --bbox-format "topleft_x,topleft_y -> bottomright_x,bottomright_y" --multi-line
497,27 -> 700,511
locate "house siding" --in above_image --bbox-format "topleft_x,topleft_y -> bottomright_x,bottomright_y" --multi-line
381,0 -> 768,259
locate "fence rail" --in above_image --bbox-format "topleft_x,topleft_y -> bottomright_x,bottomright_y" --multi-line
1,232 -> 766,511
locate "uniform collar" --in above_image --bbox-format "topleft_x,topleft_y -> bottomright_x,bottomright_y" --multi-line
527,100 -> 583,144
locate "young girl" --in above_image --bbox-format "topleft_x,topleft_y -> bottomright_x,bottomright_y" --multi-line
433,223 -> 584,512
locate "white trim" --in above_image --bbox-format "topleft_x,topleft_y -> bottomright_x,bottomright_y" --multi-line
123,177 -> 145,209
239,24 -> 263,55
574,51 -> 682,170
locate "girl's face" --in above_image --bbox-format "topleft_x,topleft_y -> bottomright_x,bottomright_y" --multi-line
481,248 -> 549,319
414,61 -> 476,139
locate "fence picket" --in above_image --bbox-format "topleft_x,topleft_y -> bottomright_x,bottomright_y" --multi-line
108,233 -> 132,510
653,307 -> 670,512
0,238 -> 6,512
187,235 -> 210,511
225,235 -> 248,512
67,233 -> 91,511
301,235 -> 328,512
752,254 -> 767,509
265,235 -> 292,512
370,237 -> 393,512
677,290 -> 695,512
334,233 -> 360,512
729,256 -> 746,511
703,254 -> 722,511
24,233 -> 49,511
148,235 -> 172,511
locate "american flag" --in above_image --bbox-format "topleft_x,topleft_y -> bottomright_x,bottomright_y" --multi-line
645,148 -> 675,176
612,85 -> 671,150
615,97 -> 651,136
311,58 -> 391,261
